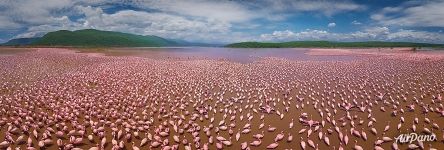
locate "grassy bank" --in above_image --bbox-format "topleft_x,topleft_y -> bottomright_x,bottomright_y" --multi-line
226,41 -> 444,48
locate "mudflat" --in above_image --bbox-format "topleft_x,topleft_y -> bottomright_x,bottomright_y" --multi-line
1,47 -> 444,150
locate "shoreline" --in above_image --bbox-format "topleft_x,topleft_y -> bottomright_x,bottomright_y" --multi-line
1,45 -> 443,50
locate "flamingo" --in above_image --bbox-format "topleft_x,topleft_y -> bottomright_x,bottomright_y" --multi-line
274,131 -> 284,142
266,142 -> 279,149
250,139 -> 261,146
236,131 -> 241,141
300,137 -> 306,150
324,136 -> 330,146
287,133 -> 293,142
353,140 -> 363,150
1,47 -> 443,150
241,142 -> 248,150
307,139 -> 315,148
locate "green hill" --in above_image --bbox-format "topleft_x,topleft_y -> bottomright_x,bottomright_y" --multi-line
2,37 -> 41,46
31,29 -> 177,47
226,41 -> 444,48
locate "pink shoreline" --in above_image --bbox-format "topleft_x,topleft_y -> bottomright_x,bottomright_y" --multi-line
306,48 -> 444,60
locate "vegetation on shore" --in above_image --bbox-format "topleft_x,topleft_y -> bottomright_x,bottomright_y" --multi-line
1,29 -> 221,47
226,41 -> 444,48
30,29 -> 177,47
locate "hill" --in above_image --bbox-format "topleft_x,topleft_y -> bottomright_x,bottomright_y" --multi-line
226,41 -> 444,48
31,29 -> 177,47
2,37 -> 41,46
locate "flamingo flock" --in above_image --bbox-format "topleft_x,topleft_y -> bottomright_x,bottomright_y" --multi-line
0,48 -> 444,150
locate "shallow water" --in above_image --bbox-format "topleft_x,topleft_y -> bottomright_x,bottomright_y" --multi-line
0,48 -> 33,55
95,47 -> 362,63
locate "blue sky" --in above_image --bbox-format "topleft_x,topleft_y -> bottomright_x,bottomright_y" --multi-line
0,0 -> 444,44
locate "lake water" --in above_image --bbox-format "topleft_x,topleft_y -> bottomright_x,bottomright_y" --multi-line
96,47 -> 363,63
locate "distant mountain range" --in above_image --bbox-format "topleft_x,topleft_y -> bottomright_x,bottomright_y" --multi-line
1,29 -> 217,47
2,29 -> 443,48
2,37 -> 41,46
226,41 -> 444,48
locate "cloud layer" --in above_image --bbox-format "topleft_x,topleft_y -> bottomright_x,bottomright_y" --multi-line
0,0 -> 443,43
371,1 -> 444,27
260,27 -> 444,43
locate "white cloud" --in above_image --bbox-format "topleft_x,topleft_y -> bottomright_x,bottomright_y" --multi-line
263,0 -> 365,16
328,23 -> 336,28
132,0 -> 258,23
351,20 -> 362,25
0,0 -> 108,25
260,30 -> 295,41
13,19 -> 85,39
14,5 -> 242,43
128,0 -> 365,24
0,0 -> 71,25
0,0 -> 113,32
0,16 -> 22,29
261,29 -> 331,41
387,29 -> 444,43
1,0 -> 442,44
1,0 -> 260,43
76,6 -> 234,42
260,27 -> 444,43
348,27 -> 390,40
372,1 -> 444,27
363,26 -> 389,36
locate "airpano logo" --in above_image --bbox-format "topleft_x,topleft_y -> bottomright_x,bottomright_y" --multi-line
394,133 -> 437,144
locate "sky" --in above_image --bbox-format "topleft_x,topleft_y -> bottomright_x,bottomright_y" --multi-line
0,0 -> 444,44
